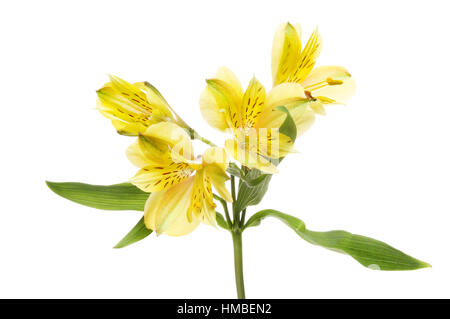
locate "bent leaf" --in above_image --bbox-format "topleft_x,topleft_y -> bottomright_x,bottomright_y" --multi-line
276,106 -> 297,141
114,217 -> 152,248
227,163 -> 269,187
245,209 -> 430,271
235,169 -> 272,213
46,181 -> 149,211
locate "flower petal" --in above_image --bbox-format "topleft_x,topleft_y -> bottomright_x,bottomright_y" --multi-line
134,82 -> 174,119
200,67 -> 244,131
272,23 -> 301,86
242,77 -> 266,129
144,177 -> 200,236
199,86 -> 229,131
142,122 -> 194,161
130,161 -> 194,193
224,139 -> 278,174
302,66 -> 356,103
214,67 -> 243,98
108,75 -> 155,114
97,87 -> 151,135
256,129 -> 297,159
255,83 -> 306,129
289,102 -> 316,135
289,27 -> 322,83
188,169 -> 217,226
205,78 -> 243,130
202,147 -> 232,202
126,140 -> 163,168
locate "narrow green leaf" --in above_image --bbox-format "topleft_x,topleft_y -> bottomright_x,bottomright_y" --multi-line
245,209 -> 430,271
46,181 -> 148,211
114,217 -> 152,248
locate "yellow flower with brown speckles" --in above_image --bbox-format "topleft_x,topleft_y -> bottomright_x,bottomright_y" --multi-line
272,22 -> 356,115
127,122 -> 232,236
97,75 -> 188,136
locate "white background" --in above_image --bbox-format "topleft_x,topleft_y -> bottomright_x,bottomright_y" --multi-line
1,0 -> 449,298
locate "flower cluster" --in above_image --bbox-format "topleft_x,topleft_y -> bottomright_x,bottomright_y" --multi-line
96,22 -> 355,236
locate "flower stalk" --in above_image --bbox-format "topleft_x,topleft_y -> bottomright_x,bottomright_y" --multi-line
231,229 -> 245,299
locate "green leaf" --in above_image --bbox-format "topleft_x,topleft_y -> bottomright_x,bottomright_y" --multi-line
46,181 -> 149,211
215,212 -> 230,230
114,217 -> 152,248
245,209 -> 430,271
226,162 -> 243,178
276,105 -> 297,141
227,163 -> 269,187
235,169 -> 272,213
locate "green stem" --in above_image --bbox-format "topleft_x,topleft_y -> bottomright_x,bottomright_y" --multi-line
240,209 -> 246,227
213,194 -> 232,228
232,230 -> 245,299
192,130 -> 217,147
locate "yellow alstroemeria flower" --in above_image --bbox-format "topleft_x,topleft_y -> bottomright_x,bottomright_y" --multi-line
200,67 -> 314,173
127,122 -> 232,236
272,22 -> 356,115
97,75 -> 188,136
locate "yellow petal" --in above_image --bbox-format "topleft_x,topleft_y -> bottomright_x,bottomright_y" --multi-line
130,161 -> 194,192
142,122 -> 194,161
255,83 -> 306,129
289,28 -> 322,83
126,140 -> 161,168
108,75 -> 155,114
309,100 -> 326,115
97,87 -> 151,135
242,76 -> 266,129
256,129 -> 297,159
144,177 -> 200,236
214,67 -> 244,98
224,139 -> 278,174
199,86 -> 229,131
134,82 -> 174,119
202,67 -> 244,130
206,78 -> 243,130
302,66 -> 356,103
136,134 -> 172,166
202,147 -> 232,202
289,101 -> 316,135
188,169 -> 217,226
272,23 -> 301,86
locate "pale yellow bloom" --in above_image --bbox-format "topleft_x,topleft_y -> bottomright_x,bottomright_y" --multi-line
200,67 -> 312,173
272,23 -> 356,114
127,122 -> 232,236
97,75 -> 187,136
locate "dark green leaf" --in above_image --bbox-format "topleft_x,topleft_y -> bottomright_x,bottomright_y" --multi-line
114,217 -> 152,248
245,209 -> 430,271
46,181 -> 148,211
